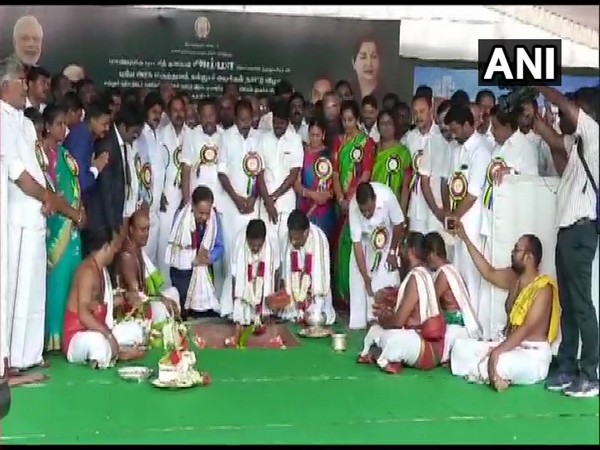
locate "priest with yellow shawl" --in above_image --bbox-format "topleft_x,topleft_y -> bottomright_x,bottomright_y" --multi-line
450,221 -> 560,392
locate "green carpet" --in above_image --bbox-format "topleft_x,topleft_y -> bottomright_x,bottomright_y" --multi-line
2,329 -> 598,445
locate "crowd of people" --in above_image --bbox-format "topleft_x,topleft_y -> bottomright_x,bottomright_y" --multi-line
0,53 -> 598,398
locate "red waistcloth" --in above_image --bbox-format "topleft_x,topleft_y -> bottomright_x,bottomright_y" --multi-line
62,304 -> 108,355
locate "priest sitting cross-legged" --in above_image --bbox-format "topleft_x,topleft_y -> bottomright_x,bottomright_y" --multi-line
115,206 -> 180,324
449,220 -> 561,391
225,219 -> 280,347
63,227 -> 146,369
276,209 -> 336,326
166,185 -> 224,320
424,231 -> 483,364
357,232 -> 445,374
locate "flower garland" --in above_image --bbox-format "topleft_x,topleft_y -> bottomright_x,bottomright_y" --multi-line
244,260 -> 266,307
291,251 -> 312,306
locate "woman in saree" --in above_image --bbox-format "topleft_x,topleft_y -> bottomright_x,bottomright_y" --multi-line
295,117 -> 336,241
39,104 -> 85,351
332,100 -> 376,305
371,110 -> 412,200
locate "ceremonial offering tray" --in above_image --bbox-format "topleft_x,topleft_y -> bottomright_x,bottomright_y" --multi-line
151,378 -> 196,389
331,333 -> 347,352
117,366 -> 153,382
298,326 -> 332,339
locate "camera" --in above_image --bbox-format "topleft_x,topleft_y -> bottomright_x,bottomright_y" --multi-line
497,86 -> 538,114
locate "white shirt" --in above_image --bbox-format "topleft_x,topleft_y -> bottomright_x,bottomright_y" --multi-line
133,123 -> 165,215
349,182 -> 405,243
557,110 -> 599,228
159,122 -> 189,210
522,130 -> 558,177
217,125 -> 261,212
257,128 -> 304,213
405,123 -> 448,224
1,101 -> 45,229
481,130 -> 539,237
116,125 -> 138,219
25,97 -> 46,113
258,112 -> 273,132
480,122 -> 496,149
361,123 -> 380,143
182,126 -> 223,210
290,119 -> 310,145
448,132 -> 491,238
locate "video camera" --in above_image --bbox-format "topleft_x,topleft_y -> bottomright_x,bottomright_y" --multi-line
496,85 -> 538,114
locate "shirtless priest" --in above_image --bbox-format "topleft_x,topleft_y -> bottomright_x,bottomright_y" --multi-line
115,207 -> 180,324
450,220 -> 561,391
424,231 -> 483,363
357,232 -> 445,374
277,209 -> 335,325
225,219 -> 280,347
63,227 -> 146,369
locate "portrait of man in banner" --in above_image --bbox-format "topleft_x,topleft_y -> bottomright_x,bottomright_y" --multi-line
12,15 -> 44,66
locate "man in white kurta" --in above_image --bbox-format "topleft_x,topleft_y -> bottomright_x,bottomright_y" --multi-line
133,94 -> 166,264
479,112 -> 540,339
279,209 -> 335,325
157,96 -> 190,287
444,105 -> 491,337
0,133 -> 8,377
2,93 -> 48,370
404,96 -> 448,234
348,182 -> 404,329
257,101 -> 304,250
217,100 -> 262,316
181,99 -> 223,295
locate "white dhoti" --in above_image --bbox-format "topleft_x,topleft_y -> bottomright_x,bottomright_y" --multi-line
66,321 -> 146,369
349,244 -> 400,330
6,225 -> 46,369
150,285 -> 181,323
450,338 -> 552,385
477,236 -> 506,340
0,161 -> 8,376
157,207 -> 178,287
453,238 -> 484,330
143,209 -> 161,266
360,325 -> 422,369
442,324 -> 469,362
261,210 -> 290,253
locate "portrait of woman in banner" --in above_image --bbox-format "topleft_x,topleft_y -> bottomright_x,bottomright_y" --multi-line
350,37 -> 383,101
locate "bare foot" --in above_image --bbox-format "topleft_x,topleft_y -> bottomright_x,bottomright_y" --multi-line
224,336 -> 238,348
357,354 -> 375,365
89,360 -> 100,370
493,377 -> 510,392
382,362 -> 403,375
8,373 -> 48,387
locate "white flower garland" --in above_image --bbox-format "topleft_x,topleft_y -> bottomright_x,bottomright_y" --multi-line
290,231 -> 314,304
243,257 -> 265,306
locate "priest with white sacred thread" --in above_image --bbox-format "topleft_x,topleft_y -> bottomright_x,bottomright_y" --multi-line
357,232 -> 443,374
166,185 -> 224,319
424,231 -> 483,363
277,209 -> 336,325
225,219 -> 280,347
348,182 -> 405,330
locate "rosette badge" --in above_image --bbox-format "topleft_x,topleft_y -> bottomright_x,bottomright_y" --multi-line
351,146 -> 364,163
243,152 -> 263,196
386,156 -> 400,172
483,158 -> 507,209
314,156 -> 333,191
370,226 -> 389,272
200,145 -> 218,165
449,171 -> 468,211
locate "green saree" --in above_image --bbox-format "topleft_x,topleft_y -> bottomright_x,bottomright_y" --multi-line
371,143 -> 412,196
334,132 -> 375,302
45,146 -> 82,351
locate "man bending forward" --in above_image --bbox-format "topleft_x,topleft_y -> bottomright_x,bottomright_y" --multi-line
63,227 -> 145,369
450,221 -> 560,391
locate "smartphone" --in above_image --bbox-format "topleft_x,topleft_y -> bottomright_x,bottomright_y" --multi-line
444,216 -> 456,231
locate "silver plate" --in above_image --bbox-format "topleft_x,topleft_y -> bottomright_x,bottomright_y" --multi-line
117,366 -> 153,382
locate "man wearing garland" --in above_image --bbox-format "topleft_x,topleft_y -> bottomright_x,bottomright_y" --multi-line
357,232 -> 443,374
166,186 -> 224,319
443,105 -> 491,337
348,182 -> 405,329
277,209 -> 335,325
225,219 -> 280,347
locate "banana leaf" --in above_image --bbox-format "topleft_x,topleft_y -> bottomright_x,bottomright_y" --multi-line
238,324 -> 256,349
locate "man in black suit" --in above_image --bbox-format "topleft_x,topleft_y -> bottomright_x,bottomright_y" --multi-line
84,101 -> 145,249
